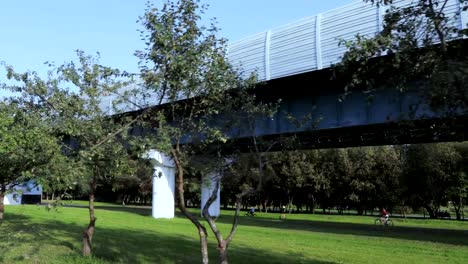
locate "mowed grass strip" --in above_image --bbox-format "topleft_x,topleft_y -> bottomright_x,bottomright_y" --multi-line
0,204 -> 467,264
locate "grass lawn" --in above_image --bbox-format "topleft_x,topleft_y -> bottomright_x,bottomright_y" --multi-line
0,203 -> 467,264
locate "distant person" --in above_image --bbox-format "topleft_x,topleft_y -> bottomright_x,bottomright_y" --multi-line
380,208 -> 389,223
280,205 -> 286,220
246,207 -> 255,216
249,207 -> 255,215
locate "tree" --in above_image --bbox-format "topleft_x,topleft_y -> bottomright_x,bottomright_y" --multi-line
270,150 -> 325,213
0,101 -> 60,223
369,146 -> 402,211
136,1 -> 251,263
338,0 -> 468,119
449,142 -> 468,220
403,143 -> 462,218
338,0 -> 468,216
346,147 -> 378,215
111,158 -> 155,205
58,52 -> 143,256
319,148 -> 353,214
35,150 -> 85,202
4,51 -> 142,256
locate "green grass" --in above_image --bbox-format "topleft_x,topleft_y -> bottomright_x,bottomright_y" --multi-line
1,203 -> 467,264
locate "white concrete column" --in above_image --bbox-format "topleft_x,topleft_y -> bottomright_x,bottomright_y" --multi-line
201,173 -> 221,217
5,193 -> 21,205
146,149 -> 176,219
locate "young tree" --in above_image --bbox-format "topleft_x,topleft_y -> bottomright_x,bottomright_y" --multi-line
0,101 -> 60,222
4,51 -> 141,256
58,52 -> 143,256
199,80 -> 297,263
136,1 -> 252,263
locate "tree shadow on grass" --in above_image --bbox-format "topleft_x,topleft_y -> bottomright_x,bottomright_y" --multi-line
0,211 -> 336,264
214,214 -> 468,247
56,205 -> 468,247
63,204 -> 152,216
0,212 -> 82,262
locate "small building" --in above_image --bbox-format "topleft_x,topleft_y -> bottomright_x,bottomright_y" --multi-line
4,180 -> 42,205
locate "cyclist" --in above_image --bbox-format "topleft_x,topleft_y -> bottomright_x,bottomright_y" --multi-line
247,207 -> 255,216
380,208 -> 389,224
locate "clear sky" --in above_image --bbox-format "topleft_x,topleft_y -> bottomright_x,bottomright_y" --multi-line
0,0 -> 354,76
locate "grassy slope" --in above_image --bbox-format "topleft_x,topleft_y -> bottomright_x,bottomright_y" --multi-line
0,204 -> 467,264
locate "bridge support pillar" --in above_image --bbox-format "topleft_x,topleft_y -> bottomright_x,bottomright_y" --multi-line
201,173 -> 221,217
147,149 -> 175,219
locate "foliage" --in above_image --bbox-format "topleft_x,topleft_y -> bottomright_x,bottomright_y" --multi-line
0,99 -> 62,221
220,143 -> 467,219
403,143 -> 464,218
135,0 -> 257,263
338,0 -> 468,115
110,158 -> 155,205
0,101 -> 60,188
3,50 -> 145,255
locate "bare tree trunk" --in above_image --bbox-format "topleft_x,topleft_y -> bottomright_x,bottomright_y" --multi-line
288,197 -> 294,214
83,177 -> 97,256
262,198 -> 268,213
171,149 -> 210,264
453,205 -> 462,221
202,174 -> 253,264
310,195 -> 315,214
424,205 -> 437,219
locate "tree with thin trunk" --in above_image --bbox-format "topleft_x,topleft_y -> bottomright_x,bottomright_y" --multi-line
199,85 -> 290,263
59,52 -> 142,256
0,86 -> 61,223
135,1 -> 255,262
4,51 -> 141,256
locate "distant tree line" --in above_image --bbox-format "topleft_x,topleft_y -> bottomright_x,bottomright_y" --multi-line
55,142 -> 468,221
220,143 -> 468,220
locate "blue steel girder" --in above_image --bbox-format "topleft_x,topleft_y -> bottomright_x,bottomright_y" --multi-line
247,82 -> 435,139
219,66 -> 468,150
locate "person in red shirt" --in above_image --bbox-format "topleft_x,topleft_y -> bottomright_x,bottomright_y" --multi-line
380,208 -> 389,223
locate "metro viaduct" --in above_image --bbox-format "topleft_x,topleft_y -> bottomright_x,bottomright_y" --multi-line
137,57 -> 468,218
225,67 -> 468,152
128,59 -> 468,154
119,0 -> 468,218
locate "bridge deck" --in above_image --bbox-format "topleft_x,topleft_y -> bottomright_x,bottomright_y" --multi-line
227,0 -> 468,81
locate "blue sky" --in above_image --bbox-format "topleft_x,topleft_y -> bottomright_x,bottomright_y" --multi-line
0,0 -> 354,76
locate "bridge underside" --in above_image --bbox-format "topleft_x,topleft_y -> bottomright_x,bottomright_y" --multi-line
223,67 -> 468,151
227,115 -> 468,152
128,66 -> 467,152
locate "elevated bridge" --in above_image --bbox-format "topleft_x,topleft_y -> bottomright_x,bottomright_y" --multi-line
110,0 -> 467,149
221,0 -> 468,149
228,0 -> 467,82
123,0 -> 468,218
